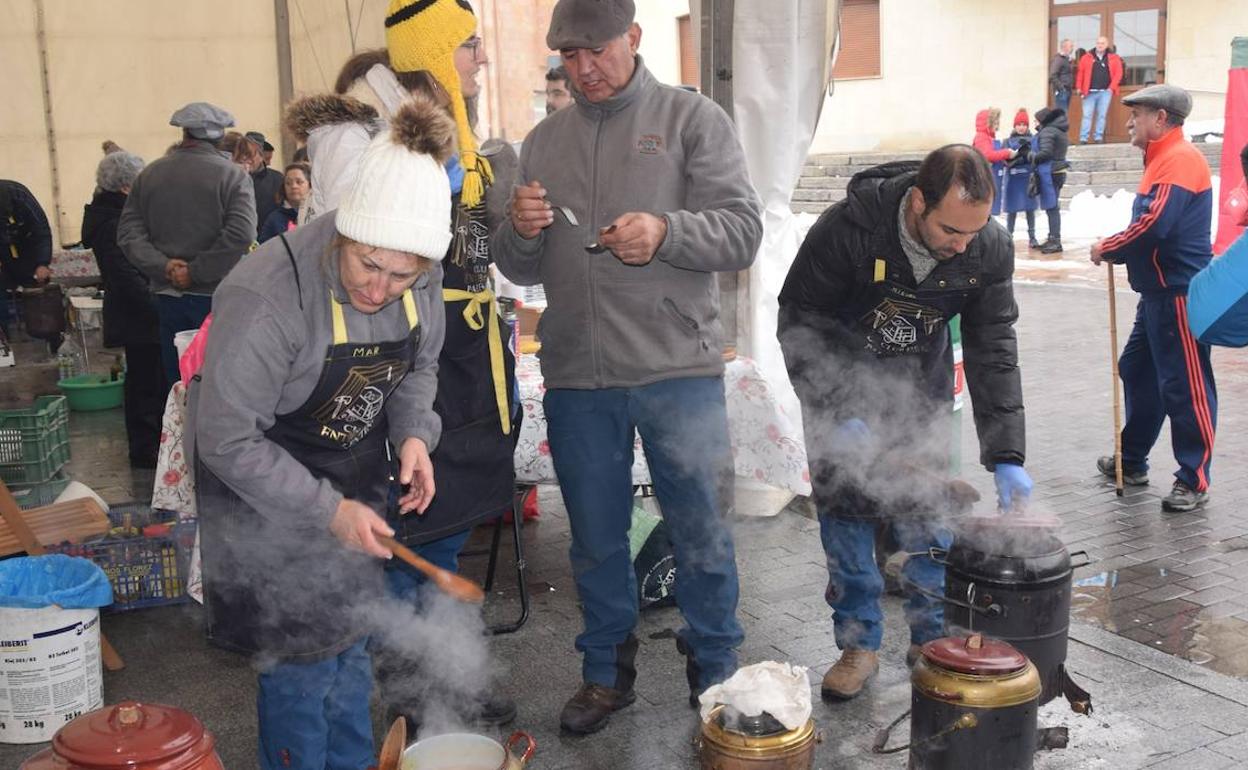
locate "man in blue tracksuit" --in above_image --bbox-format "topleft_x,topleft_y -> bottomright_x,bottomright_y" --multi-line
1091,84 -> 1216,513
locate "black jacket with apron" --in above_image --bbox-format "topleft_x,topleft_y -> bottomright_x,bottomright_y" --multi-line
778,162 -> 1025,520
392,193 -> 518,546
196,241 -> 422,661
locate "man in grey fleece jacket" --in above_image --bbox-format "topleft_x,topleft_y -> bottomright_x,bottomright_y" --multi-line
118,106 -> 256,388
493,0 -> 762,735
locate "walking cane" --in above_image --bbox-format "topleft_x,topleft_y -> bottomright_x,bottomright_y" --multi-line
1107,263 -> 1124,496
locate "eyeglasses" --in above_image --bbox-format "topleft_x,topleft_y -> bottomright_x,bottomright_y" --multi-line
460,36 -> 483,55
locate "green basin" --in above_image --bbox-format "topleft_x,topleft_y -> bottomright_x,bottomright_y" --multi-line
57,374 -> 125,411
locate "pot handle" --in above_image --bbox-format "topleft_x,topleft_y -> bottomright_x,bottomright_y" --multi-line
506,730 -> 536,767
1069,550 -> 1092,570
871,709 -> 979,755
927,547 -> 950,566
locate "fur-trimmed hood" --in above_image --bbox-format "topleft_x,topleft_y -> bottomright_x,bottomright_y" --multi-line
284,94 -> 381,141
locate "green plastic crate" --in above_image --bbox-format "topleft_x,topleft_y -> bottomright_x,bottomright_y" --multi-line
0,395 -> 71,486
8,468 -> 71,510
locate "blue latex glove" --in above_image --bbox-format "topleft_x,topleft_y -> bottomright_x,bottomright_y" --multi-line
994,463 -> 1033,512
831,418 -> 871,455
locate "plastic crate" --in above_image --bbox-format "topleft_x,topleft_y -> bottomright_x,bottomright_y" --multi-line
0,395 -> 71,486
48,503 -> 197,612
8,468 -> 72,510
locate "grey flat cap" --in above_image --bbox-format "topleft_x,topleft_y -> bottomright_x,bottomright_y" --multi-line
547,0 -> 635,50
1122,84 -> 1192,120
169,102 -> 235,140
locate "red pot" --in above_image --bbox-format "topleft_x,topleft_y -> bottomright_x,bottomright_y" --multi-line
20,702 -> 223,770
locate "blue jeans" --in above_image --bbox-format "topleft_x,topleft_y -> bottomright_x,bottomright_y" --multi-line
1055,89 -> 1071,114
819,515 -> 952,651
384,527 -> 474,601
544,378 -> 744,690
1080,89 -> 1112,142
156,293 -> 213,387
256,638 -> 374,770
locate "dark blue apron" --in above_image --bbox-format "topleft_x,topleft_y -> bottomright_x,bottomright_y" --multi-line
197,240 -> 420,661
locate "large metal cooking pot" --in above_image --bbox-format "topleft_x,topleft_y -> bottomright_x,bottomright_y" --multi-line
20,702 -> 224,769
907,633 -> 1041,770
697,706 -> 818,770
938,517 -> 1091,711
401,731 -> 534,770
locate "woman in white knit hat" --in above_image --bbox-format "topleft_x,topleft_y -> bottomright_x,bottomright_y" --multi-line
188,97 -> 453,769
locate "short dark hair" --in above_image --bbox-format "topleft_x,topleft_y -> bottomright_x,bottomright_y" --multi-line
915,144 -> 996,212
1164,110 -> 1185,128
546,65 -> 569,84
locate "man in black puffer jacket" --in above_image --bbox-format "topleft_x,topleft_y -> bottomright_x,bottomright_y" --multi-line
778,145 -> 1030,702
1032,107 -> 1071,253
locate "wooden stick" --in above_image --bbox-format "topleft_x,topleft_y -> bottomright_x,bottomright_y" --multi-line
377,535 -> 485,604
1107,263 -> 1125,497
0,481 -> 126,670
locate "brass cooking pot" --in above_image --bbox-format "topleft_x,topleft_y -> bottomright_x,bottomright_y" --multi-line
698,706 -> 818,770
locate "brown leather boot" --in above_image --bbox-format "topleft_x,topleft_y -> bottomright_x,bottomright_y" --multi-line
821,649 -> 879,701
559,682 -> 636,734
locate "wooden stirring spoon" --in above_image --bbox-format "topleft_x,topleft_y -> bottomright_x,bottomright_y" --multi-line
378,535 -> 486,604
377,716 -> 406,770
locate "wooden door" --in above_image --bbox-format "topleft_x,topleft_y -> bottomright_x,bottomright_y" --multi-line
1049,0 -> 1166,144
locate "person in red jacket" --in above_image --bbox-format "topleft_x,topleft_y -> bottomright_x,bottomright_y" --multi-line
1076,36 -> 1124,143
1090,84 -> 1215,513
973,108 -> 1016,215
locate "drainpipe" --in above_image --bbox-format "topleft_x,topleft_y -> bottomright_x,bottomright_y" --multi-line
701,0 -> 741,350
33,0 -> 65,246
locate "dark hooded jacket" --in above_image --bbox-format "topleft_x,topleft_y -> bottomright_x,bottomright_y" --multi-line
777,162 -> 1024,518
82,189 -> 159,347
1032,108 -> 1070,168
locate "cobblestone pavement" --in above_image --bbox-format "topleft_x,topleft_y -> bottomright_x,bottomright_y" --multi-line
4,279 -> 1248,769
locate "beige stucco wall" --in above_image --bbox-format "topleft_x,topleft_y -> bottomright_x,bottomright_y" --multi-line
811,0 -> 1051,153
1,1 -> 284,244
634,0 -> 688,87
1164,3 -> 1248,126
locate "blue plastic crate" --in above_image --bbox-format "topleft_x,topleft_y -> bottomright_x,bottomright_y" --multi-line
48,502 -> 196,612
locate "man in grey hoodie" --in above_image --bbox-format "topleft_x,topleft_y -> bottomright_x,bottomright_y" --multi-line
118,102 -> 256,387
493,0 -> 762,735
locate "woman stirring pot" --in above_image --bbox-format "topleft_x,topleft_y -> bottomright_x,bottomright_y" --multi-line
189,98 -> 453,769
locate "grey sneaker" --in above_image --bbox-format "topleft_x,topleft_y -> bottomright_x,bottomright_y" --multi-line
1162,482 -> 1208,513
1097,456 -> 1148,486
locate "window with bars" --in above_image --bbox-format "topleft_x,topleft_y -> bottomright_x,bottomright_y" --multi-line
833,0 -> 881,79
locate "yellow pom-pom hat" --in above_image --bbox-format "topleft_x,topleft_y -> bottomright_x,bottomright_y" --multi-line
385,0 -> 493,207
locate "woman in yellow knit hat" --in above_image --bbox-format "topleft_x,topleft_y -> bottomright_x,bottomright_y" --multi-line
285,0 -> 521,733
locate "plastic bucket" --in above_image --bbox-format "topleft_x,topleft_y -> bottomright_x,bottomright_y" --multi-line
0,555 -> 111,743
0,605 -> 103,743
173,329 -> 199,360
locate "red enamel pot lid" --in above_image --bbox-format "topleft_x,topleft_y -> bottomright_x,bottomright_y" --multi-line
53,702 -> 205,767
921,634 -> 1029,675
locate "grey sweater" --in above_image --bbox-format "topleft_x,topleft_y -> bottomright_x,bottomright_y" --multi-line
118,141 -> 256,296
188,213 -> 445,531
492,58 -> 762,389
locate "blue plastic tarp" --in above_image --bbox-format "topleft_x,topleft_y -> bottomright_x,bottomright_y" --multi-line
0,554 -> 113,609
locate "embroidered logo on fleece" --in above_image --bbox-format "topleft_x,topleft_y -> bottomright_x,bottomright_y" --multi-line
637,134 -> 664,155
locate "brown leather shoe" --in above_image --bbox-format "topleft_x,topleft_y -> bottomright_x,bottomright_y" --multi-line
559,682 -> 636,734
821,649 -> 879,701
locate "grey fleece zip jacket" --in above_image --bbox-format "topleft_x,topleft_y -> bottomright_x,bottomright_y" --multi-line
492,58 -> 762,389
188,212 -> 445,531
118,141 -> 256,296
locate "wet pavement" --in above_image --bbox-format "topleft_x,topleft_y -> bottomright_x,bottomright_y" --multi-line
4,274 -> 1248,767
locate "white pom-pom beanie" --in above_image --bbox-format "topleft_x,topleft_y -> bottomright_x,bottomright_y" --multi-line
335,130 -> 452,260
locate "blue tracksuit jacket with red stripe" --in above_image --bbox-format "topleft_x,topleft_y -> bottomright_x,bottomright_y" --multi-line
1101,128 -> 1213,294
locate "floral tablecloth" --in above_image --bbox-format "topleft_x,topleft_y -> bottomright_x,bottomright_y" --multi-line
513,355 -> 810,496
49,248 -> 100,284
